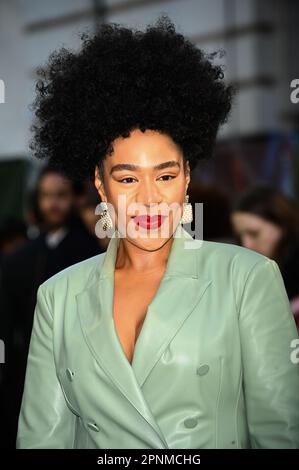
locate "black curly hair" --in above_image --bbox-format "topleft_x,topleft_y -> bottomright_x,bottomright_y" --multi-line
30,15 -> 234,182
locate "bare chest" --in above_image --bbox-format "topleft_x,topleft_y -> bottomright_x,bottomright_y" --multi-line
112,272 -> 164,364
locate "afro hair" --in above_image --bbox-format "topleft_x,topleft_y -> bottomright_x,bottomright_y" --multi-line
30,15 -> 234,181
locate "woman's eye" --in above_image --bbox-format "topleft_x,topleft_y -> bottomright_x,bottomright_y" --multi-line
158,175 -> 175,181
119,177 -> 136,184
119,175 -> 175,183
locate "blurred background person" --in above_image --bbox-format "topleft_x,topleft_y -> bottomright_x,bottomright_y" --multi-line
231,184 -> 299,330
0,164 -> 104,448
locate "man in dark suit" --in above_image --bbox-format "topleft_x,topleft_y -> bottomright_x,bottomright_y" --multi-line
0,165 -> 104,448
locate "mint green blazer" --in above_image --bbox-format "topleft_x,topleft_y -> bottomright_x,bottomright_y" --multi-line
16,224 -> 299,449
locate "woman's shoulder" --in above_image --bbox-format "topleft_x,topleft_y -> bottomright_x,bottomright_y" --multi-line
179,226 -> 269,274
195,239 -> 283,310
195,238 -> 272,277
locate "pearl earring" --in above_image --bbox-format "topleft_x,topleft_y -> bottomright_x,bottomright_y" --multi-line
99,201 -> 113,231
180,194 -> 193,224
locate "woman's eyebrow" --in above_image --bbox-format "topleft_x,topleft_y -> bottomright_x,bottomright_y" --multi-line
110,160 -> 180,175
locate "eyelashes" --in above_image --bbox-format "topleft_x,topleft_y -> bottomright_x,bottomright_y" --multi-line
118,175 -> 176,184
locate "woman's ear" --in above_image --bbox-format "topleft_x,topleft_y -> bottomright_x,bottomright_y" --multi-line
94,165 -> 106,202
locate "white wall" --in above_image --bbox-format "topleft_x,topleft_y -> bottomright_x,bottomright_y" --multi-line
0,0 -> 29,158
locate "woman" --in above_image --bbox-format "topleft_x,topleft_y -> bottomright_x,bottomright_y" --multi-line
231,185 -> 299,331
17,17 -> 299,449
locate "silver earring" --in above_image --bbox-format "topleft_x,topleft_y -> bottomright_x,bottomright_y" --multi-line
180,194 -> 193,224
99,201 -> 113,231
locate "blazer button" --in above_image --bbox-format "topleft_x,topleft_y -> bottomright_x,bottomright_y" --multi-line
184,418 -> 198,429
87,422 -> 100,432
66,368 -> 75,381
196,364 -> 209,376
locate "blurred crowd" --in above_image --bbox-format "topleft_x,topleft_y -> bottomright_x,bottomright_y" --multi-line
0,165 -> 299,449
0,165 -> 108,449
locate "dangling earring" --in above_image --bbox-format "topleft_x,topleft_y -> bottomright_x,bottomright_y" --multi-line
99,201 -> 113,231
180,193 -> 193,224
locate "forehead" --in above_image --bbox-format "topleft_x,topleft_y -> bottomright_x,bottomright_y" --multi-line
234,212 -> 266,228
39,172 -> 71,190
108,128 -> 182,165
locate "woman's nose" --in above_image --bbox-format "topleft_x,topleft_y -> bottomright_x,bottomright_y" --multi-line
136,180 -> 160,206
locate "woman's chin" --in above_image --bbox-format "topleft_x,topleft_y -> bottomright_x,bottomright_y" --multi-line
125,232 -> 174,252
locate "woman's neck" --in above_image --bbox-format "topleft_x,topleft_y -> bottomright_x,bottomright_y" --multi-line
115,236 -> 174,274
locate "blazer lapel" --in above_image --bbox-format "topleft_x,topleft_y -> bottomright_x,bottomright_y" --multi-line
76,224 -> 212,447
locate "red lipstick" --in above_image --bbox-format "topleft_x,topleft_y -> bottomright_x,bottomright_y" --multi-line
133,214 -> 165,229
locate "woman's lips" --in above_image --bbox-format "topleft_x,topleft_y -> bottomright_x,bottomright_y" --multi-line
132,214 -> 166,229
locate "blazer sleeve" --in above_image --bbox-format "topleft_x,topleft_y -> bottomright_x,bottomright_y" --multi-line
16,284 -> 76,448
238,257 -> 299,448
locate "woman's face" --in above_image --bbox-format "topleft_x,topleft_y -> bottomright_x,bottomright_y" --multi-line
95,128 -> 190,251
231,211 -> 283,258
